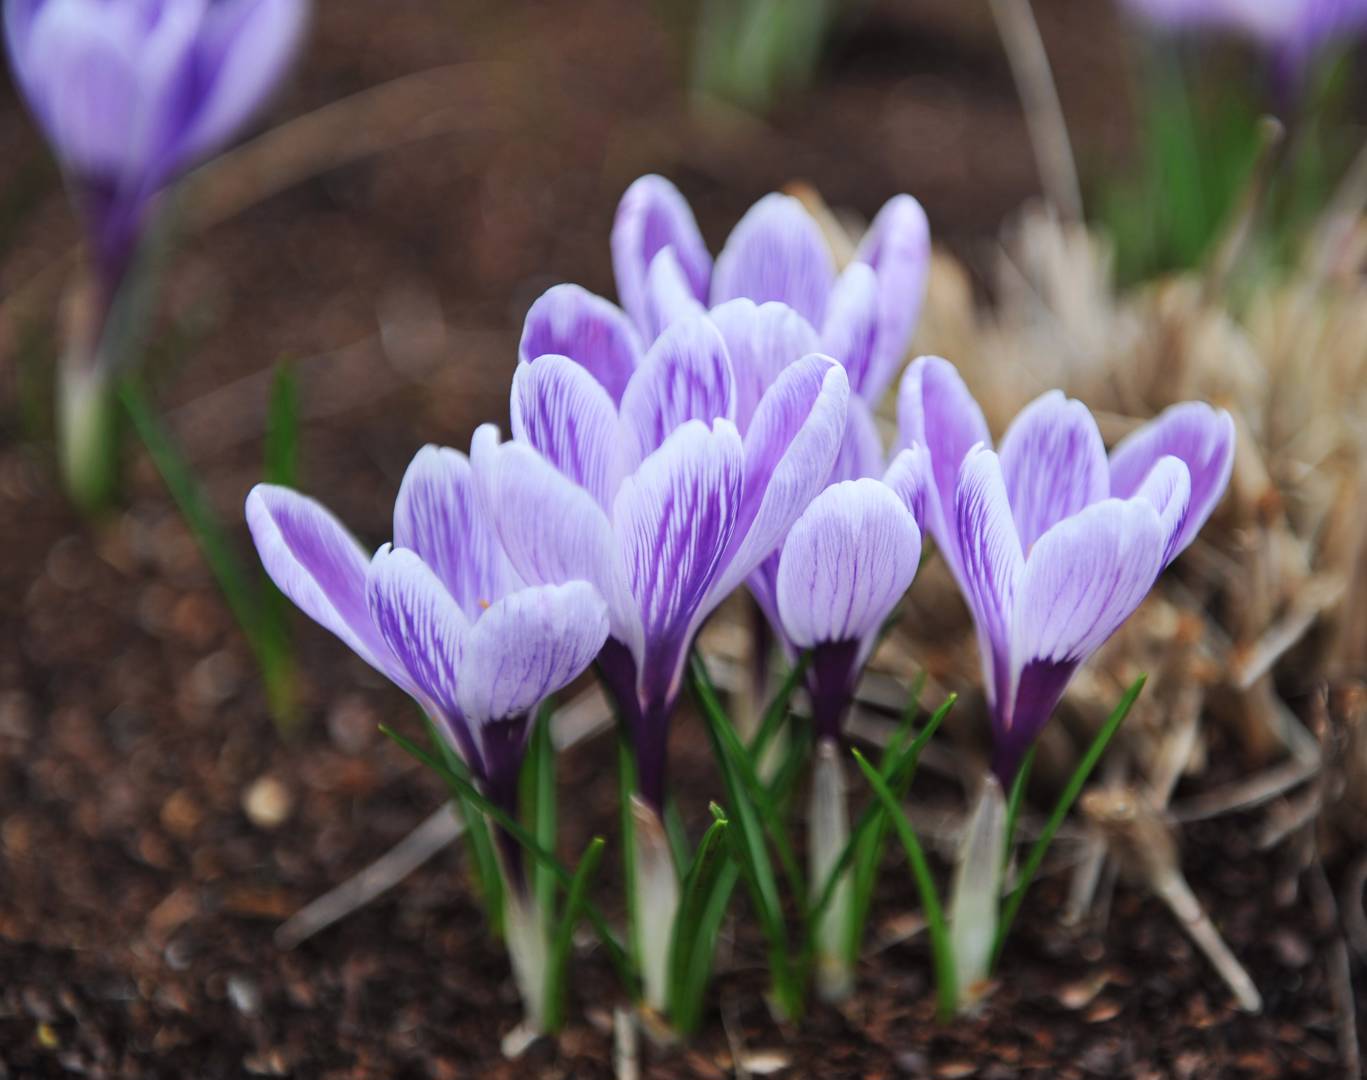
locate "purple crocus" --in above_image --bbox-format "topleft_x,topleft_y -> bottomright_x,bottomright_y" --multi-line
476,308 -> 849,812
774,451 -> 928,742
246,445 -> 609,852
4,0 -> 309,296
606,176 -> 931,661
611,174 -> 929,480
1117,0 -> 1367,79
898,356 -> 1235,783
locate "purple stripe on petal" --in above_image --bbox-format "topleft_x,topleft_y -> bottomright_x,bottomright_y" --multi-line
519,283 -> 643,406
612,174 -> 712,336
776,478 -> 921,658
998,391 -> 1109,554
613,419 -> 744,706
393,445 -> 519,619
642,246 -> 707,342
883,444 -> 932,525
510,354 -> 623,510
712,355 -> 849,603
853,194 -> 930,404
820,261 -> 879,399
177,0 -> 309,170
456,581 -> 608,728
953,448 -> 1024,712
897,356 -> 991,580
1130,455 -> 1192,567
710,193 -> 837,325
365,544 -> 476,764
245,483 -> 395,680
1006,497 -> 1164,753
710,297 -> 820,434
469,424 -> 640,662
618,312 -> 735,472
1109,401 -> 1235,564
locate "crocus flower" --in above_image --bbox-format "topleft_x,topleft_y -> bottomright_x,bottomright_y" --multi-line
4,0 -> 310,295
247,445 -> 607,1034
775,454 -> 928,742
246,445 -> 608,833
477,308 -> 849,813
1117,0 -> 1367,78
898,357 -> 1235,783
605,176 -> 931,661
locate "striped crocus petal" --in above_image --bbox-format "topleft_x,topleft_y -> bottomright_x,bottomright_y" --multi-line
611,174 -> 712,338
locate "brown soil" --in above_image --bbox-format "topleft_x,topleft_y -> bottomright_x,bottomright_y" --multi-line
0,1 -> 1359,1076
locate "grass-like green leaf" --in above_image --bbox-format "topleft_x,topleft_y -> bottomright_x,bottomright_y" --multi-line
380,721 -> 632,988
687,653 -> 800,1018
423,712 -> 504,935
667,806 -> 732,1033
524,702 -> 558,923
843,671 -> 929,963
543,836 -> 606,1032
1002,745 -> 1035,870
748,651 -> 808,762
991,675 -> 1146,970
120,378 -> 295,730
689,654 -> 806,915
809,691 -> 955,928
852,747 -> 957,1020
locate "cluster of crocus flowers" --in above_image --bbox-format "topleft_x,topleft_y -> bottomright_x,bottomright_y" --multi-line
247,446 -> 609,1033
247,173 -> 1236,1032
4,0 -> 309,509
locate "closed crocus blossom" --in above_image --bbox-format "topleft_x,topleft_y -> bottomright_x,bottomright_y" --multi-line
246,447 -> 608,1033
898,357 -> 1235,784
773,463 -> 926,1001
5,0 -> 309,293
483,309 -> 849,812
775,458 -> 927,742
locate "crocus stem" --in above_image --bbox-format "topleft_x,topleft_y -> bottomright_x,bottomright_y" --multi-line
948,774 -> 1007,1009
809,736 -> 853,1002
502,877 -> 551,1033
56,355 -> 120,515
630,795 -> 680,1015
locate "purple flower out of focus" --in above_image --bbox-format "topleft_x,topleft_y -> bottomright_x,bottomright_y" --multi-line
1117,0 -> 1367,76
4,0 -> 309,295
899,356 -> 1235,783
475,308 -> 849,811
774,451 -> 928,743
246,445 -> 609,875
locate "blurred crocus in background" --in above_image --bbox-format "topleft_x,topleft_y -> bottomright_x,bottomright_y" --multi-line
4,0 -> 309,510
1117,0 -> 1367,78
247,445 -> 610,1035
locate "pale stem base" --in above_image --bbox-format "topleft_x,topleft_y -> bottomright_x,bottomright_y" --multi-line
631,795 -> 680,1015
810,737 -> 853,1002
57,359 -> 119,516
949,773 -> 1007,1009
